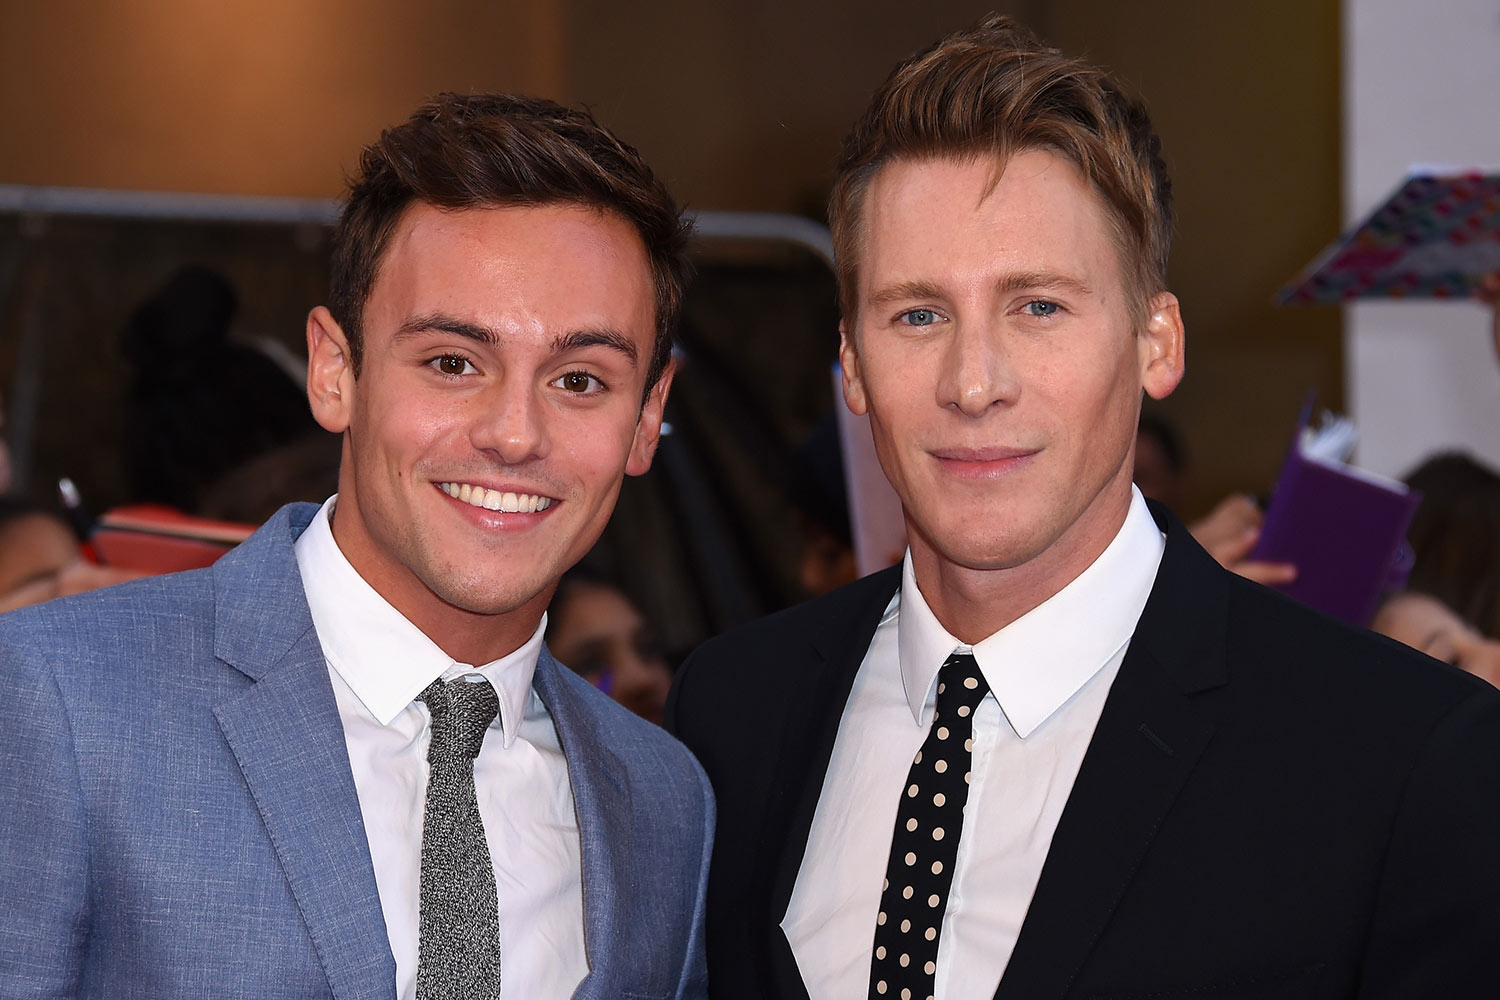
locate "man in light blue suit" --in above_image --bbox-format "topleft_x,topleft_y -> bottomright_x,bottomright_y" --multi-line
0,93 -> 712,999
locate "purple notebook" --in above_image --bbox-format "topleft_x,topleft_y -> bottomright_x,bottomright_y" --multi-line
1250,442 -> 1422,627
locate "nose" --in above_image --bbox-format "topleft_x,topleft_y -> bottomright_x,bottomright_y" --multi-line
468,376 -> 548,465
936,320 -> 1018,417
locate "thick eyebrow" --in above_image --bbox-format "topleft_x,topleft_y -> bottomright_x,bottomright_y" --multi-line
395,313 -> 501,346
551,329 -> 638,368
394,313 -> 638,368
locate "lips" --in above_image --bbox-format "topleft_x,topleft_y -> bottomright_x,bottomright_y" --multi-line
929,445 -> 1038,478
438,481 -> 556,513
930,446 -> 1037,463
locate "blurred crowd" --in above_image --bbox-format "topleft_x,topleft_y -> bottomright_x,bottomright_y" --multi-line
3,259 -> 1500,722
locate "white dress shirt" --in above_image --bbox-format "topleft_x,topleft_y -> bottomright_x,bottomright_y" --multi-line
295,497 -> 587,1000
782,488 -> 1164,1000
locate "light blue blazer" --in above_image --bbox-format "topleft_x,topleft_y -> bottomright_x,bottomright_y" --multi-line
0,503 -> 712,999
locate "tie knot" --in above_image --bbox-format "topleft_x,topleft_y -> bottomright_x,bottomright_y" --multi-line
934,651 -> 989,721
419,677 -> 499,762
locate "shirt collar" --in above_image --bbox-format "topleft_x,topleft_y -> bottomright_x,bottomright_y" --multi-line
897,486 -> 1165,738
293,496 -> 544,746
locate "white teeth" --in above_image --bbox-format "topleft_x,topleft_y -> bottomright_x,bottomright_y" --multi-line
440,482 -> 554,513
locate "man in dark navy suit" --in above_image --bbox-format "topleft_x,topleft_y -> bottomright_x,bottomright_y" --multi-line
668,15 -> 1500,999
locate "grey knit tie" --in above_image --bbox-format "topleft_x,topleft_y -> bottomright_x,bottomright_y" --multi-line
416,677 -> 502,1000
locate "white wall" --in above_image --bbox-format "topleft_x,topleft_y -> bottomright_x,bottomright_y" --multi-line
1344,0 -> 1500,478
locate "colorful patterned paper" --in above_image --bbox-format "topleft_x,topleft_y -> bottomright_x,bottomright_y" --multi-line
1278,166 -> 1500,304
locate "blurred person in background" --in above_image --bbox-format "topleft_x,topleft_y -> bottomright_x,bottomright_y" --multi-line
0,395 -> 11,496
1374,590 -> 1500,687
120,266 -> 333,520
547,567 -> 673,725
0,499 -> 140,612
791,411 -> 858,598
1402,451 -> 1500,641
1135,412 -> 1295,587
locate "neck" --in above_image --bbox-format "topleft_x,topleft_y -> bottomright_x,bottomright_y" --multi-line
401,593 -> 549,668
908,490 -> 1133,645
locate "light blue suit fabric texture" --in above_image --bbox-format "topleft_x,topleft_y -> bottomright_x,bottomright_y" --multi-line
0,502 -> 713,1000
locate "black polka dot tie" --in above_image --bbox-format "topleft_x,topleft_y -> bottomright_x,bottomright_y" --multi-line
868,651 -> 990,1000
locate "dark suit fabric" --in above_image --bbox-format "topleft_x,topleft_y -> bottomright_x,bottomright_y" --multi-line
667,505 -> 1500,999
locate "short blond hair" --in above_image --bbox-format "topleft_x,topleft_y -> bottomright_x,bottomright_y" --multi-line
829,14 -> 1173,327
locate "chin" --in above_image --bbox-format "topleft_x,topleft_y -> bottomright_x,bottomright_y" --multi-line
428,571 -> 547,617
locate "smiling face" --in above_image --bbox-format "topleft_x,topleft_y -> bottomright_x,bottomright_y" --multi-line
307,201 -> 668,662
841,151 -> 1183,635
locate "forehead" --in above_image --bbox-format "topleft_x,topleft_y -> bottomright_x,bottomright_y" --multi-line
855,151 -> 1122,297
368,201 -> 655,337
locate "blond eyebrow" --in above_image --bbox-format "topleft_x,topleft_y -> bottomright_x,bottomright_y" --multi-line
865,271 -> 1094,311
866,280 -> 949,310
393,313 -> 638,367
994,270 -> 1094,296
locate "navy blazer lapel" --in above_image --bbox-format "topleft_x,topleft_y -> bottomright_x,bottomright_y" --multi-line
767,566 -> 903,1000
530,650 -> 633,994
210,506 -> 396,1000
996,506 -> 1228,999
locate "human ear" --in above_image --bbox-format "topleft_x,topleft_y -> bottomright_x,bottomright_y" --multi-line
839,321 -> 869,416
306,306 -> 354,433
625,358 -> 676,477
1139,292 -> 1185,401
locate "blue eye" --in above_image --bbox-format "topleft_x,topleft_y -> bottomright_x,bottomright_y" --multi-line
1024,300 -> 1060,318
901,309 -> 940,327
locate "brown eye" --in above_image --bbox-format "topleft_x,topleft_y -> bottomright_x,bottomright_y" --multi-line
555,371 -> 601,394
434,355 -> 472,376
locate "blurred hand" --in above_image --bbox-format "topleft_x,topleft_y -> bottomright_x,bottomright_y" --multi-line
1189,494 -> 1297,587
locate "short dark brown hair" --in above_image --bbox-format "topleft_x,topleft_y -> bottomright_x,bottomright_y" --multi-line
829,14 -> 1172,327
329,92 -> 692,391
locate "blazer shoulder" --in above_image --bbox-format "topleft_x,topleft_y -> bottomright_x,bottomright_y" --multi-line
1228,570 -> 1495,708
684,565 -> 901,675
666,566 -> 900,747
0,567 -> 216,659
1140,508 -> 1495,726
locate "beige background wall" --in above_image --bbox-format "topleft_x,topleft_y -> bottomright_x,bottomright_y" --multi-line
0,0 -> 1341,519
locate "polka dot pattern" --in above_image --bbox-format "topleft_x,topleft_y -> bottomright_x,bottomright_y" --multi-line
867,651 -> 989,999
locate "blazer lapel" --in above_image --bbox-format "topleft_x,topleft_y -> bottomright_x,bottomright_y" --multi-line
767,566 -> 904,1000
210,507 -> 396,1000
996,507 -> 1229,999
530,651 -> 633,997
